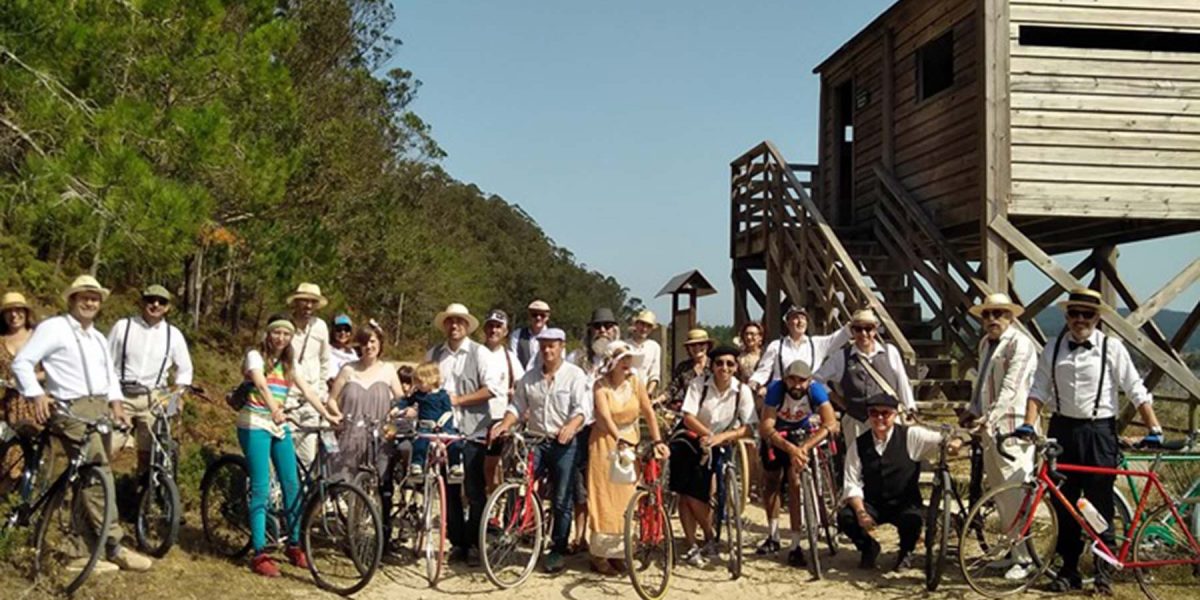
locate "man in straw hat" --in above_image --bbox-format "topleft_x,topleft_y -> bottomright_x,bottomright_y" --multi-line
426,302 -> 495,567
628,310 -> 663,396
11,275 -> 155,572
839,393 -> 958,572
510,299 -> 551,370
284,282 -> 332,466
815,308 -> 915,443
961,292 -> 1040,579
107,284 -> 194,475
1014,288 -> 1165,594
750,305 -> 850,398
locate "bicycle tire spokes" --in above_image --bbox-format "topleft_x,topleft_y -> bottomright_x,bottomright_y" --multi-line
1132,503 -> 1200,600
304,482 -> 382,595
959,483 -> 1057,597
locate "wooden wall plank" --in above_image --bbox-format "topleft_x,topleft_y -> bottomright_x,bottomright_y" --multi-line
1012,127 -> 1200,150
1013,145 -> 1200,167
1011,4 -> 1200,31
1012,56 -> 1200,81
1011,109 -> 1200,133
1011,74 -> 1200,99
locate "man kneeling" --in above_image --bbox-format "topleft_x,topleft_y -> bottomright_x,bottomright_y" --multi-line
837,393 -> 957,571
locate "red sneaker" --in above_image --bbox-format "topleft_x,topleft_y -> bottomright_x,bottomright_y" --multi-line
251,553 -> 280,578
284,545 -> 309,569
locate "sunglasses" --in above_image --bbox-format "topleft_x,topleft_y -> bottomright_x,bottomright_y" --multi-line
867,409 -> 896,419
334,327 -> 352,334
980,309 -> 1010,320
1067,309 -> 1097,320
713,359 -> 738,368
143,297 -> 169,307
530,312 -> 549,319
851,325 -> 876,334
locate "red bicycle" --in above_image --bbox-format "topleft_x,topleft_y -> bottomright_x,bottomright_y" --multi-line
479,430 -> 553,589
623,438 -> 674,600
410,426 -> 466,587
959,431 -> 1200,598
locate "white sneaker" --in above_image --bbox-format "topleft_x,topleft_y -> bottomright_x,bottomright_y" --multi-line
66,558 -> 119,574
683,545 -> 707,568
449,464 -> 464,478
409,464 -> 424,477
1004,563 -> 1033,580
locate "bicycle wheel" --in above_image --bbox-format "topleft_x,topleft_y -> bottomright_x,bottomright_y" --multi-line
420,474 -> 446,586
481,481 -> 542,589
800,466 -> 822,580
1132,503 -> 1200,600
303,480 -> 383,596
1044,488 -> 1134,586
924,470 -> 951,591
135,465 -> 181,557
624,488 -> 673,600
815,447 -> 840,556
33,465 -> 113,595
734,439 -> 751,516
352,471 -> 381,509
959,482 -> 1057,597
199,454 -> 252,558
723,465 -> 743,579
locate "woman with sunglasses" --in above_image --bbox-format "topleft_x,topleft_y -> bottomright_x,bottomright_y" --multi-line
1013,288 -> 1165,595
669,345 -> 755,568
814,309 -> 915,444
328,314 -> 360,384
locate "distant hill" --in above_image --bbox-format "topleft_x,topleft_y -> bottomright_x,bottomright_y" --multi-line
1034,308 -> 1199,352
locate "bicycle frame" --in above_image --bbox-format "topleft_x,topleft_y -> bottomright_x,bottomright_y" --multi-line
1019,459 -> 1200,569
636,446 -> 669,546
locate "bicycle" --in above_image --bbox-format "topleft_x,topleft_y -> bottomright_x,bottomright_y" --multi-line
406,421 -> 465,586
622,438 -> 674,600
784,425 -> 842,580
704,436 -> 745,580
923,424 -> 987,591
0,408 -> 120,594
199,420 -> 383,595
959,431 -> 1200,599
131,385 -> 205,557
479,430 -> 555,589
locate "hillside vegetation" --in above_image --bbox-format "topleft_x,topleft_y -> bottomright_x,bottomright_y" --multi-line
0,0 -> 631,352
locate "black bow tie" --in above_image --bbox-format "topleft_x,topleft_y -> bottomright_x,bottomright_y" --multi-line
1068,340 -> 1093,351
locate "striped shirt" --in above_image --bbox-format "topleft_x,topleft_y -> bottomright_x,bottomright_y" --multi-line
237,350 -> 291,436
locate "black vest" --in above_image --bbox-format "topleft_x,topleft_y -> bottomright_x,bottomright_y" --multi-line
841,346 -> 900,422
516,327 -> 533,366
858,424 -> 922,510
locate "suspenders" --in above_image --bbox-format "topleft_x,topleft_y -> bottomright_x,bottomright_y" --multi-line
120,317 -> 172,388
774,336 -> 815,381
1050,328 -> 1109,419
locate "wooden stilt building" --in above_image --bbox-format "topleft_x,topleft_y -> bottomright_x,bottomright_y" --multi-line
730,0 -> 1200,427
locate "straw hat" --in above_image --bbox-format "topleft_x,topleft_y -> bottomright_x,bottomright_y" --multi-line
433,303 -> 479,334
1056,288 -> 1111,314
969,292 -> 1025,319
1,292 -> 31,312
527,299 -> 551,313
286,282 -> 328,308
850,309 -> 879,326
601,340 -> 641,373
61,275 -> 110,302
633,309 -> 658,328
682,328 -> 714,347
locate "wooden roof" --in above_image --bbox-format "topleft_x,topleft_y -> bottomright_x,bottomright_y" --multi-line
656,270 -> 717,298
812,0 -> 907,74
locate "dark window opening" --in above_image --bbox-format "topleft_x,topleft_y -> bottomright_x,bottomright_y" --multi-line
1019,25 -> 1200,53
917,30 -> 955,102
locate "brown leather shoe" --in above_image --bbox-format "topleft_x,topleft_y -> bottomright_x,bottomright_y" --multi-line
590,555 -> 618,576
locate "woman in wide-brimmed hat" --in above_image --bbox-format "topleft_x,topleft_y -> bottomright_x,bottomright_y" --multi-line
1,291 -> 40,480
664,329 -> 716,411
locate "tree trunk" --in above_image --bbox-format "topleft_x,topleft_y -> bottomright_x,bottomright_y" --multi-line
88,220 -> 107,276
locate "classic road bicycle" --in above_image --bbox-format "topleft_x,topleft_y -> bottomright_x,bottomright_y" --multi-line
622,438 -> 674,600
1,409 -> 120,594
958,431 -> 1200,599
923,424 -> 986,591
479,429 -> 555,589
131,385 -> 206,557
199,420 -> 383,595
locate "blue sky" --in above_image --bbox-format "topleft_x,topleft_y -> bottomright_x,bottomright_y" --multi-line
389,0 -> 1198,325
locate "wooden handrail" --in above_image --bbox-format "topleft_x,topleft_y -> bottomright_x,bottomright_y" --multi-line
731,141 -> 915,364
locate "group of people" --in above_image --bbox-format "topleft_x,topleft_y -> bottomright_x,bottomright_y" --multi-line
0,274 -> 1169,596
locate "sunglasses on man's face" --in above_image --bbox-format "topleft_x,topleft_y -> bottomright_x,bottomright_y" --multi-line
144,297 -> 169,307
1067,309 -> 1097,320
530,312 -> 549,320
851,325 -> 876,334
868,409 -> 896,419
980,309 -> 1010,320
713,359 -> 738,368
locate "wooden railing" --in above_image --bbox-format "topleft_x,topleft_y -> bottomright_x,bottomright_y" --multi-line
731,141 -> 915,364
873,165 -> 995,367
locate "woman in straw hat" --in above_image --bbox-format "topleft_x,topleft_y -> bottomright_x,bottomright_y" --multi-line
1,291 -> 39,483
586,340 -> 669,575
664,328 -> 716,412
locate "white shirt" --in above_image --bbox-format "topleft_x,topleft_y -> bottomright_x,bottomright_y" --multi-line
630,338 -> 662,385
508,361 -> 589,438
289,317 -> 331,401
843,425 -> 943,501
814,342 -> 917,413
107,316 -> 194,388
509,327 -> 544,371
329,346 -> 359,380
1029,329 -> 1152,419
682,376 -> 756,433
482,344 -> 525,420
425,338 -> 493,439
12,314 -> 123,402
751,327 -> 852,386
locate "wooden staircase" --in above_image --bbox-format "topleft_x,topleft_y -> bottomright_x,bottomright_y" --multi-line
731,142 -> 989,416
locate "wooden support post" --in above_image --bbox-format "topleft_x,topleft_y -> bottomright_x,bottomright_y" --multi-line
1126,259 -> 1200,329
1121,298 -> 1200,427
765,253 -> 782,341
881,28 -> 894,172
980,0 -> 1011,293
1094,245 -> 1119,310
732,268 -> 748,330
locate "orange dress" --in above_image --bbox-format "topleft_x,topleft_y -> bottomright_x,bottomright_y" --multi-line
586,376 -> 643,558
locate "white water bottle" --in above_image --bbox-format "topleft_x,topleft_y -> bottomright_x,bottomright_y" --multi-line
1077,498 -> 1108,533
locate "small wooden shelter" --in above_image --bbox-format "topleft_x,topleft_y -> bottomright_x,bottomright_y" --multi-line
730,0 -> 1200,425
657,270 -> 717,369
